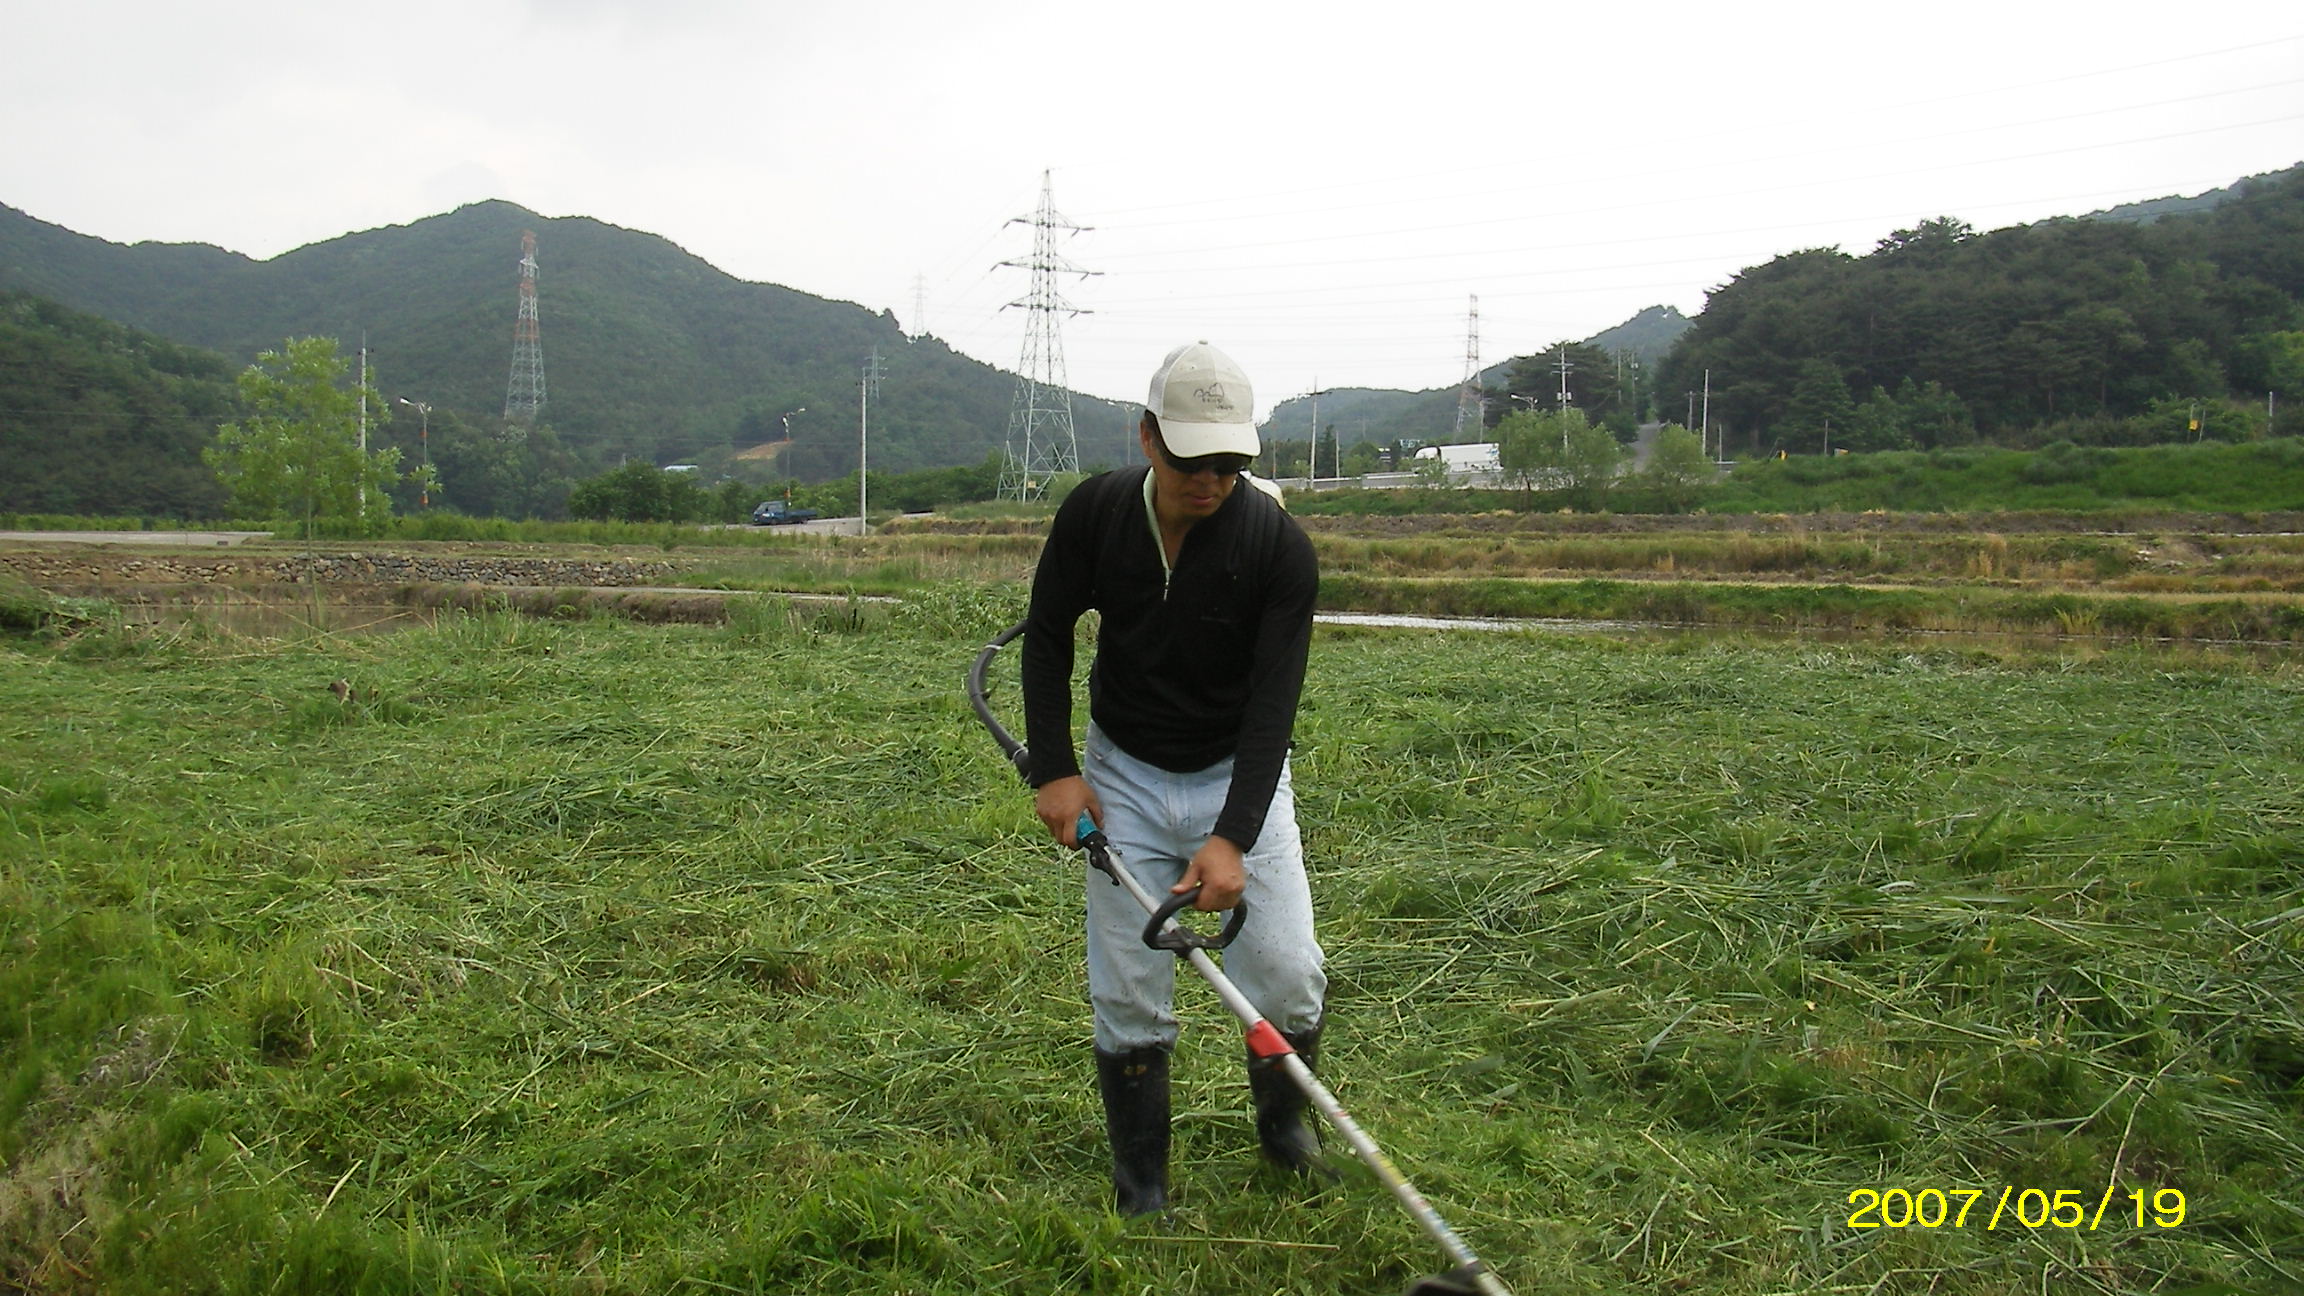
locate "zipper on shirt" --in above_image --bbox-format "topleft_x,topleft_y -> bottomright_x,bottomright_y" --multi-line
1140,470 -> 1173,596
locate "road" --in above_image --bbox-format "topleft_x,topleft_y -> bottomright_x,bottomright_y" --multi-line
722,516 -> 867,536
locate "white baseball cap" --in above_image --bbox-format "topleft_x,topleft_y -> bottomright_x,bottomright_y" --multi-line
1146,341 -> 1259,458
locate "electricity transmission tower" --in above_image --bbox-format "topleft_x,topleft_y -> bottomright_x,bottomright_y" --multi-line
997,171 -> 1094,501
504,230 -> 546,422
1452,294 -> 1482,439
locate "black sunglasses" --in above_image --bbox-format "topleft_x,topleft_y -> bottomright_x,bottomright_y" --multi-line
1156,442 -> 1252,478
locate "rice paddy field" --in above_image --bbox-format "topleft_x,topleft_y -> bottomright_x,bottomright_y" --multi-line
3,588 -> 2301,1295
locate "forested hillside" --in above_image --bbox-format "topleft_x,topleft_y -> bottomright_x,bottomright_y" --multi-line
0,200 -> 1141,492
5,163 -> 2298,521
0,291 -> 236,516
1261,307 -> 1694,455
1657,166 -> 2303,456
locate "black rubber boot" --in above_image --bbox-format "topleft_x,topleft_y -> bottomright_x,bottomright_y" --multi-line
1095,1045 -> 1171,1217
1248,1027 -> 1332,1175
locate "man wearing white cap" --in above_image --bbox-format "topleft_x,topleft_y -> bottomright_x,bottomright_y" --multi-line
1020,341 -> 1327,1217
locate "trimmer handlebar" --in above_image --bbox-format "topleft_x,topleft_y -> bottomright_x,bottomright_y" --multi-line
974,623 -> 1249,954
967,620 -> 1032,783
1076,813 -> 1247,952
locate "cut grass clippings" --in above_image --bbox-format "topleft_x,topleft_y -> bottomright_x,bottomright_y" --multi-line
1,604 -> 2299,1294
1318,573 -> 2304,644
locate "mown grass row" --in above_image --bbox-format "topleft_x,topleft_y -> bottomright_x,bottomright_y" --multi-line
1313,531 -> 2141,584
1317,574 -> 2304,644
2,598 -> 2300,1294
660,521 -> 2304,633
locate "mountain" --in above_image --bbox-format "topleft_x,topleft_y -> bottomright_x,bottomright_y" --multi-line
1655,166 -> 2304,451
2082,165 -> 2303,225
1262,384 -> 1455,451
1261,306 -> 1691,448
0,290 -> 238,516
0,199 -> 1142,487
1254,170 -> 2304,452
1584,305 -> 1690,367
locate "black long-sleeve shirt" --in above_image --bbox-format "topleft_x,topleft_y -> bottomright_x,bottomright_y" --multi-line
1020,467 -> 1318,851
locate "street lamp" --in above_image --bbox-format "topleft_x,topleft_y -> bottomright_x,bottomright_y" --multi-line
396,397 -> 432,508
779,407 -> 807,480
1507,393 -> 1564,452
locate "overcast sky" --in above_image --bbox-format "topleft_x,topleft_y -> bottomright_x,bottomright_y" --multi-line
4,1 -> 2299,420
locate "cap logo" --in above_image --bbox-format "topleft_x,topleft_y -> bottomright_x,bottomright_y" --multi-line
1193,383 -> 1235,412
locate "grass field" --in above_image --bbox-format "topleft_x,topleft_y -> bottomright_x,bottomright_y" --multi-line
3,592 -> 2301,1294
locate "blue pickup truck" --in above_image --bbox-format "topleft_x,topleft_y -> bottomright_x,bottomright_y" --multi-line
750,500 -> 820,526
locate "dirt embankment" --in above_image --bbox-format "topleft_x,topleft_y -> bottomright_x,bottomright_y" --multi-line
892,508 -> 2304,540
0,548 -> 686,600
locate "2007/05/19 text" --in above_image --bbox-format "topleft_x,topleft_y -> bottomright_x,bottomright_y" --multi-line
1847,1186 -> 2187,1231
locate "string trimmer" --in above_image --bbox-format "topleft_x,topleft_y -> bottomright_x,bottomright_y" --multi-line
968,620 -> 1514,1296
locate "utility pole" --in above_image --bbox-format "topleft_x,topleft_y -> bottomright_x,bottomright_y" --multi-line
859,348 -> 885,536
505,230 -> 546,423
911,274 -> 928,339
997,171 -> 1094,501
1308,380 -> 1332,482
357,337 -> 369,521
1701,368 -> 1714,464
1552,345 -> 1574,449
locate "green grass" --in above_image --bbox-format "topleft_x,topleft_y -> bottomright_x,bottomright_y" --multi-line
3,604 -> 2300,1294
1277,439 -> 2304,518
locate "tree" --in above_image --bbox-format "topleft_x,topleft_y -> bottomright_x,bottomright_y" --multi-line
1883,377 -> 1975,449
2265,331 -> 2304,405
1842,387 -> 1916,454
1874,217 -> 1975,265
1782,359 -> 1857,454
1262,437 -> 1310,479
1558,410 -> 1622,510
205,337 -> 401,534
1500,341 -> 1630,431
416,413 -> 582,519
1495,410 -> 1561,500
1640,423 -> 1712,512
566,460 -> 710,523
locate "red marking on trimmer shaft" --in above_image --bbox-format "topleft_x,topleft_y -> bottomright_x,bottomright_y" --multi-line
1244,1020 -> 1294,1059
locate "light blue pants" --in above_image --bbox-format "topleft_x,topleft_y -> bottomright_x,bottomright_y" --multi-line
1082,723 -> 1327,1053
